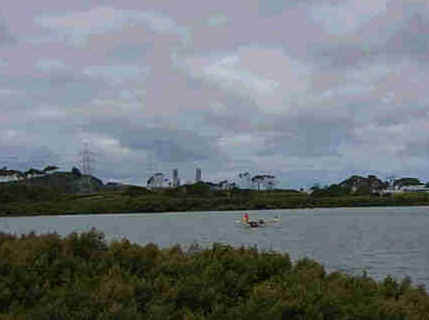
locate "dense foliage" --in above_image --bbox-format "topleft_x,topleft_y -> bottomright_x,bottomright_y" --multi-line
309,184 -> 352,197
0,184 -> 63,203
0,229 -> 428,319
394,178 -> 422,187
2,183 -> 429,216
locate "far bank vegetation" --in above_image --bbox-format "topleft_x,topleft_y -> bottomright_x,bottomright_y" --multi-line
1,168 -> 429,215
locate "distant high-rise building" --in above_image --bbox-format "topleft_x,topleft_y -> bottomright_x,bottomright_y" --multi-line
173,168 -> 180,187
195,167 -> 202,182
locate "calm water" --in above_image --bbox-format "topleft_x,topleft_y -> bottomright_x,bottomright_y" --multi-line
1,206 -> 429,288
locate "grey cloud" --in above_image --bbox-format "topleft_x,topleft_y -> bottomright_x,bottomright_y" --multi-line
198,89 -> 353,158
201,95 -> 263,134
36,59 -> 69,73
383,11 -> 429,57
258,0 -> 341,17
37,77 -> 104,105
3,1 -> 429,187
0,57 -> 7,67
35,7 -> 190,46
81,116 -> 224,164
255,110 -> 354,158
83,65 -> 149,85
123,129 -> 218,162
0,17 -> 15,46
207,13 -> 229,27
185,74 -> 205,90
0,71 -> 107,107
400,140 -> 429,158
108,43 -> 152,62
304,0 -> 429,69
309,42 -> 374,70
0,145 -> 61,171
259,0 -> 287,16
372,104 -> 429,127
275,169 -> 354,188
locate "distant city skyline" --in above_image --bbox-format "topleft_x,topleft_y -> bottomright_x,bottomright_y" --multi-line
1,160 -> 428,191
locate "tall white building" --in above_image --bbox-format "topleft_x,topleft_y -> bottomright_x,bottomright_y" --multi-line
173,168 -> 180,187
195,167 -> 202,182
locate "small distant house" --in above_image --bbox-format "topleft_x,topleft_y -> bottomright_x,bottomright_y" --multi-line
147,176 -> 155,189
43,166 -> 59,174
218,180 -> 236,190
393,177 -> 422,189
400,184 -> 429,192
301,187 -> 313,194
147,173 -> 165,189
0,169 -> 24,183
106,182 -> 121,186
204,180 -> 237,191
164,177 -> 172,188
24,168 -> 46,179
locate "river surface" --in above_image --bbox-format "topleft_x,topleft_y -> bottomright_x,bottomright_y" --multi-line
1,206 -> 429,289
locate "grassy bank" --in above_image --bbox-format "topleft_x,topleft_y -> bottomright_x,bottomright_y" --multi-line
2,184 -> 429,216
0,229 -> 428,319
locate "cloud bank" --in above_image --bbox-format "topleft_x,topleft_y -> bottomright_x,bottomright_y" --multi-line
1,0 -> 429,187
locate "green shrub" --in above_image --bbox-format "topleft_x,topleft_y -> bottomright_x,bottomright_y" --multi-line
1,230 -> 429,319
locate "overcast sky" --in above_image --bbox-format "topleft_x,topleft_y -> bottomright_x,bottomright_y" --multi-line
1,0 -> 429,187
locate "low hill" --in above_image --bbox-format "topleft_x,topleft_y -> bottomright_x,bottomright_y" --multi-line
16,171 -> 104,194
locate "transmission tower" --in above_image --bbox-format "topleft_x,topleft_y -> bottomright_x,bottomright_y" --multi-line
79,141 -> 96,176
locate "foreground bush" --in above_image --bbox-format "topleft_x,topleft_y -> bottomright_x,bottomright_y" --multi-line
0,229 -> 428,319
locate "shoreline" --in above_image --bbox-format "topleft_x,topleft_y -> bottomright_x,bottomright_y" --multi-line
2,202 -> 429,218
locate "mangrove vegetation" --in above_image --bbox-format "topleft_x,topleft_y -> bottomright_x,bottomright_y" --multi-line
0,229 -> 428,319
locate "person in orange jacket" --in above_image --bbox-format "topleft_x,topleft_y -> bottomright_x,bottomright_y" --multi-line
243,213 -> 249,223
